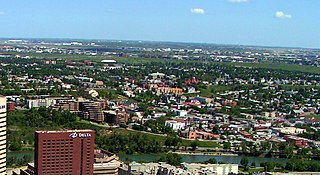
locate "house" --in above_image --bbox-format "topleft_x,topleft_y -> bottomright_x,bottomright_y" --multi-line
87,89 -> 99,98
239,131 -> 251,139
95,81 -> 104,86
175,110 -> 188,117
253,121 -> 271,129
165,120 -> 186,131
194,96 -> 213,104
284,135 -> 310,147
219,124 -> 244,134
151,112 -> 166,119
180,129 -> 219,140
292,109 -> 304,117
272,127 -> 306,136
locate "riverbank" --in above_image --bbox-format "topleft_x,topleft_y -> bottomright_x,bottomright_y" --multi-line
118,153 -> 294,165
173,151 -> 237,156
9,150 -> 320,166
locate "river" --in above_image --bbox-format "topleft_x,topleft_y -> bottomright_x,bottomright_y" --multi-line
119,153 -> 293,165
7,151 -> 34,159
8,151 -> 297,165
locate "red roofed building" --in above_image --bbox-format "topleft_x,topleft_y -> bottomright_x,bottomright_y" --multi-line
284,135 -> 309,147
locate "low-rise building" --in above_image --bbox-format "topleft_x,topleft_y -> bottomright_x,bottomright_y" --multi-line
26,98 -> 56,109
181,162 -> 238,175
81,102 -> 104,122
272,127 -> 306,136
104,110 -> 129,125
181,130 -> 219,140
119,162 -> 238,175
94,150 -> 121,175
284,135 -> 310,147
165,120 -> 186,131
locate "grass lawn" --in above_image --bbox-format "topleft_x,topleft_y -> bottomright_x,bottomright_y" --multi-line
113,128 -> 167,142
113,128 -> 220,148
199,85 -> 232,97
278,84 -> 317,90
248,167 -> 264,173
95,89 -> 127,100
239,167 -> 264,173
76,119 -> 92,124
179,139 -> 220,148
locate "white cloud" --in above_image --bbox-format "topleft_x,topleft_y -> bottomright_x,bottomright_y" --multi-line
190,8 -> 205,14
228,0 -> 249,3
0,12 -> 5,16
275,11 -> 292,19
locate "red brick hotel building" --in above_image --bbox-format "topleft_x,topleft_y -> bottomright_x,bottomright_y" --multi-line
35,129 -> 95,175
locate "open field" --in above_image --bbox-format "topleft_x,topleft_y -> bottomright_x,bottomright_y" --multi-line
278,85 -> 318,90
198,85 -> 233,98
2,51 -> 320,74
221,62 -> 320,74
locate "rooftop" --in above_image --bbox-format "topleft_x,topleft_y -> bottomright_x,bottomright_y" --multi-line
36,129 -> 94,134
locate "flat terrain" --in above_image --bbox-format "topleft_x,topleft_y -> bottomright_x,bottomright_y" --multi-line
2,51 -> 320,74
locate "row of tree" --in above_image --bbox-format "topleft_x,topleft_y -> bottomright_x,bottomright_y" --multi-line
7,155 -> 32,168
7,108 -> 99,151
239,157 -> 320,172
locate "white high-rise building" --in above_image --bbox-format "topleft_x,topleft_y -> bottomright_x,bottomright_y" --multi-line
0,96 -> 6,174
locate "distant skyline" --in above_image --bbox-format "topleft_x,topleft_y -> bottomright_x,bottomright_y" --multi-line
0,0 -> 319,48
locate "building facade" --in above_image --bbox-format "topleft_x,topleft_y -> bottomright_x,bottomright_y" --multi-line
0,97 -> 6,175
93,150 -> 121,175
13,150 -> 121,175
35,130 -> 95,175
80,102 -> 104,122
119,162 -> 239,175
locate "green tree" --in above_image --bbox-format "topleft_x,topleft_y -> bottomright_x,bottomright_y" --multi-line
9,142 -> 22,151
297,148 -> 309,157
240,157 -> 249,170
284,145 -> 294,159
165,136 -> 181,149
223,142 -> 231,150
190,141 -> 198,151
241,141 -> 248,153
158,153 -> 182,166
22,155 -> 32,164
262,162 -> 277,172
212,125 -> 219,134
138,103 -> 149,112
203,158 -> 217,164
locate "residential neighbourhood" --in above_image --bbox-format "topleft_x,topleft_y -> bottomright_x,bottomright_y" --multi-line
2,0 -> 320,174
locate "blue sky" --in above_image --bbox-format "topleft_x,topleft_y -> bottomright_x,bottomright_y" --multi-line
0,0 -> 319,48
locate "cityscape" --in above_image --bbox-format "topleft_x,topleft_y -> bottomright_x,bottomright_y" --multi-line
0,38 -> 319,175
1,0 -> 320,175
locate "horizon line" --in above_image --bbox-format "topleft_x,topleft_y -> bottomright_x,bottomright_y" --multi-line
0,37 -> 318,50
